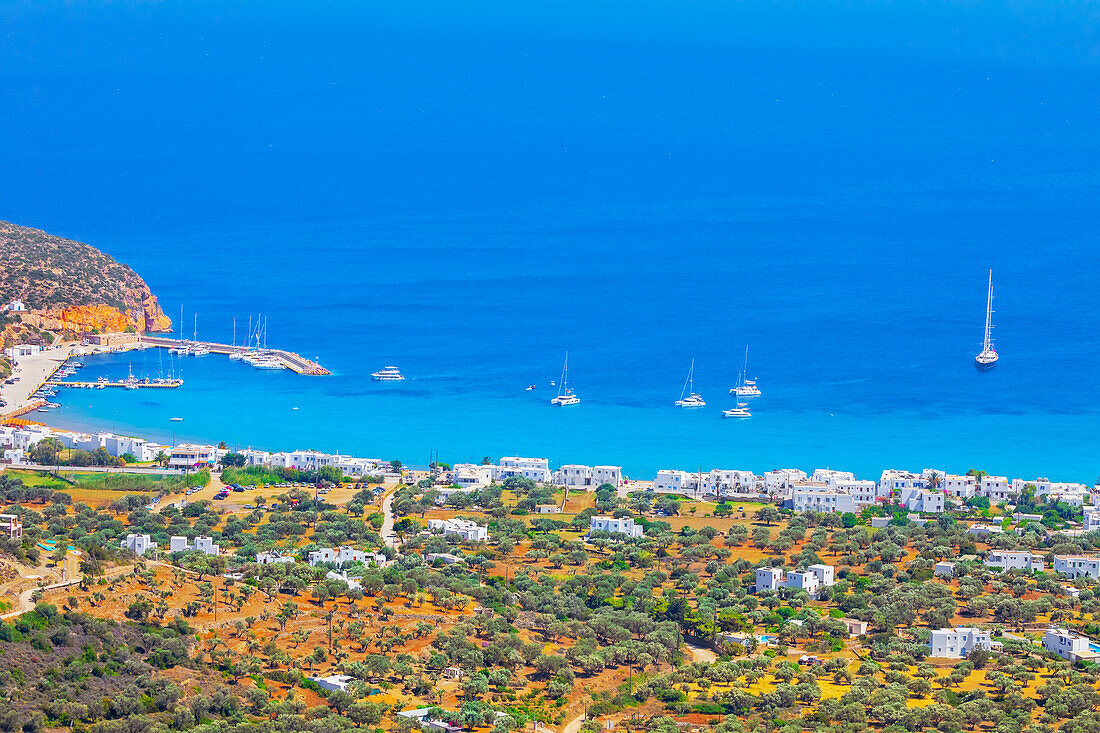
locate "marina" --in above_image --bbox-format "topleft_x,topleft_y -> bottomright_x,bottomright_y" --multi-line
137,335 -> 329,375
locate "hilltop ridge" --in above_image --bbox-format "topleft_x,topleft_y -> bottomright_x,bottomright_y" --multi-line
0,221 -> 172,343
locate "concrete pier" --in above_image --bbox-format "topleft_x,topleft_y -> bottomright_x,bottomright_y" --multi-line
137,336 -> 330,375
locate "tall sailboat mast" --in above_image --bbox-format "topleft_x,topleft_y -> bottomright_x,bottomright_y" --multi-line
975,269 -> 999,369
982,270 -> 994,351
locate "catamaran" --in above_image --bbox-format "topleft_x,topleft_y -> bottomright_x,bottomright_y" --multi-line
731,345 -> 762,396
722,402 -> 752,418
675,358 -> 706,407
975,269 -> 998,370
550,352 -> 580,405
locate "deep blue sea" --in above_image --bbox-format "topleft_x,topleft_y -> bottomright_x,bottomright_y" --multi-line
2,1 -> 1099,481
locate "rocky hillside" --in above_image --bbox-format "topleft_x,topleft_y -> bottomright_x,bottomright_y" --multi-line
0,221 -> 172,337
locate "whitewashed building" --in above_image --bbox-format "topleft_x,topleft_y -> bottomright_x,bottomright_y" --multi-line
929,627 -> 992,658
495,456 -> 551,483
979,475 -> 1011,502
169,443 -> 225,469
451,463 -> 494,489
309,546 -> 371,566
763,469 -> 808,496
1054,555 -> 1100,580
985,550 -> 1044,572
255,551 -> 296,565
942,474 -> 977,499
652,469 -> 705,499
1044,628 -> 1093,661
791,485 -> 858,513
428,518 -> 490,542
901,488 -> 945,513
811,469 -> 855,484
587,516 -> 644,539
755,567 -> 786,592
119,533 -> 157,557
552,464 -> 622,489
934,561 -> 956,577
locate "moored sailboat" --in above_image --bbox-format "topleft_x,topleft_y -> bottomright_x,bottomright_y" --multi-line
975,270 -> 999,370
550,352 -> 580,405
675,358 -> 706,407
731,345 -> 762,396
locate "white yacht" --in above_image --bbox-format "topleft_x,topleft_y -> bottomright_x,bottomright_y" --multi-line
550,352 -> 580,405
975,270 -> 999,370
675,359 -> 706,407
371,366 -> 405,381
722,402 -> 752,418
731,345 -> 762,396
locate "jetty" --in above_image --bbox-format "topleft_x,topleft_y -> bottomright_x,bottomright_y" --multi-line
137,336 -> 330,375
46,379 -> 183,390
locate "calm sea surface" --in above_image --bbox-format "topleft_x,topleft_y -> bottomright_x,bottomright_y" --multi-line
3,1 -> 1099,480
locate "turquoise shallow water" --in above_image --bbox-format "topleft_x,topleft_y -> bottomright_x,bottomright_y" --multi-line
4,1 -> 1100,481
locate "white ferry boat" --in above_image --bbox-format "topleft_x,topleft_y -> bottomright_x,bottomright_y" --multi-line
731,345 -> 762,396
975,270 -> 998,370
371,366 -> 405,381
722,402 -> 752,418
675,359 -> 706,407
550,352 -> 580,405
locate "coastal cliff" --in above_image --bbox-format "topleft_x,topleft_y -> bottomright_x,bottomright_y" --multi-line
0,221 -> 172,341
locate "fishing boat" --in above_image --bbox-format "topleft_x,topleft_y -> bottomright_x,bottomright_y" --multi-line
975,270 -> 999,370
525,384 -> 536,391
675,359 -> 706,407
371,366 -> 405,381
550,352 -> 580,405
170,417 -> 184,422
731,345 -> 762,396
722,402 -> 752,418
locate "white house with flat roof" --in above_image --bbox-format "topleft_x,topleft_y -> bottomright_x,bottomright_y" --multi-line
495,456 -> 551,483
934,561 -> 956,577
450,463 -> 494,489
428,518 -> 490,542
985,550 -> 1044,572
309,546 -> 371,566
119,533 -> 157,557
168,443 -> 224,469
169,535 -> 220,555
929,627 -> 992,658
811,469 -> 855,484
552,464 -> 622,489
763,469 -> 808,496
880,469 -> 923,492
588,516 -> 644,539
255,551 -> 296,565
901,488 -> 945,513
942,474 -> 977,498
708,469 -> 760,496
979,475 -> 1011,502
829,478 -> 880,506
1055,555 -> 1100,580
756,567 -> 786,592
1044,628 -> 1092,661
652,469 -> 706,499
791,485 -> 858,513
